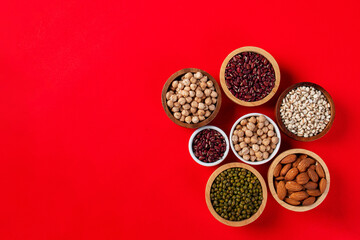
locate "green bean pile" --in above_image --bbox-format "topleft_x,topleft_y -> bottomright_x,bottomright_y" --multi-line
210,167 -> 263,221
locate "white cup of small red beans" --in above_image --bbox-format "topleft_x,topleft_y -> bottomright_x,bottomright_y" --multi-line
189,126 -> 230,167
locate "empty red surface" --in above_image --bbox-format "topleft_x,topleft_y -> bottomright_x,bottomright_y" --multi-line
0,0 -> 359,239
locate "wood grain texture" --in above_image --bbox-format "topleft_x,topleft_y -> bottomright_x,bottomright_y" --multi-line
219,46 -> 280,107
275,82 -> 335,141
161,68 -> 222,128
205,162 -> 267,226
267,149 -> 330,212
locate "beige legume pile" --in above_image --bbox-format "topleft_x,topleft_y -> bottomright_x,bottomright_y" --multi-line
280,86 -> 331,137
166,72 -> 218,124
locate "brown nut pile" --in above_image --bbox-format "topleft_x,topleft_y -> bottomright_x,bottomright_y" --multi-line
166,72 -> 218,124
232,115 -> 279,162
273,154 -> 328,206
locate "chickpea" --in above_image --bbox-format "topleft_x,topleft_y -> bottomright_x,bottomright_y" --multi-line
196,90 -> 204,98
190,107 -> 197,114
234,144 -> 241,151
258,115 -> 266,123
242,147 -> 250,155
269,148 -> 274,154
257,138 -> 262,145
249,116 -> 256,123
236,125 -> 241,130
173,112 -> 181,119
185,116 -> 192,123
257,122 -> 264,129
190,77 -> 197,84
199,115 -> 205,121
204,89 -> 211,96
262,127 -> 268,133
194,72 -> 203,79
192,116 -> 199,123
239,142 -> 247,148
178,83 -> 184,90
184,72 -> 193,79
190,84 -> 197,90
262,138 -> 270,146
257,129 -> 263,136
191,101 -> 198,108
170,95 -> 177,102
172,81 -> 179,88
167,100 -> 174,108
255,152 -> 263,158
198,103 -> 205,110
210,91 -> 218,98
250,136 -> 257,143
189,90 -> 195,97
242,126 -> 247,132
186,97 -> 192,103
247,122 -> 255,131
183,104 -> 191,110
237,130 -> 244,137
268,124 -> 274,130
173,102 -> 180,107
208,105 -> 216,111
261,134 -> 267,139
264,120 -> 269,126
245,130 -> 253,137
271,136 -> 279,144
238,150 -> 243,156
183,79 -> 190,86
180,115 -> 185,122
205,110 -> 211,117
240,119 -> 248,126
268,130 -> 275,137
198,110 -> 205,116
263,152 -> 269,159
184,87 -> 190,92
212,98 -> 217,104
172,106 -> 180,112
195,97 -> 202,103
181,109 -> 190,116
260,145 -> 266,152
205,97 -> 212,105
266,145 -> 271,151
232,135 -> 239,143
206,81 -> 213,88
250,149 -> 255,156
243,155 -> 250,161
239,137 -> 244,142
178,97 -> 186,105
252,144 -> 260,152
270,143 -> 277,149
244,137 -> 251,144
250,156 -> 256,162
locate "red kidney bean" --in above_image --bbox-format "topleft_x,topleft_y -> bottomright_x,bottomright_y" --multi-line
192,129 -> 226,163
225,51 -> 275,102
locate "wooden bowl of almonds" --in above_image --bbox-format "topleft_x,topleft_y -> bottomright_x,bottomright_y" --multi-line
219,46 -> 280,107
162,68 -> 222,128
205,162 -> 267,226
267,149 -> 330,212
275,82 -> 335,141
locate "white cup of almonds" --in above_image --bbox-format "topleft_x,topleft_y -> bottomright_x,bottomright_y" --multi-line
229,113 -> 281,165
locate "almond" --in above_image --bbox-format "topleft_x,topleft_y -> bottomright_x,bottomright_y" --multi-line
287,190 -> 295,196
277,181 -> 286,200
316,164 -> 325,178
307,189 -> 322,197
285,168 -> 299,181
297,158 -> 313,172
307,168 -> 319,182
285,181 -> 303,191
296,172 -> 310,185
280,163 -> 292,176
285,197 -> 300,206
319,178 -> 327,194
280,154 -> 297,164
273,164 -> 282,177
292,158 -> 301,168
304,181 -> 318,190
302,196 -> 316,206
274,180 -> 279,189
309,164 -> 316,170
275,176 -> 285,180
298,154 -> 308,161
289,191 -> 309,201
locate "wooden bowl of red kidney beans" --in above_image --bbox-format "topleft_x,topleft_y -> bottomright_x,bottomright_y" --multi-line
189,126 -> 230,167
220,46 -> 280,107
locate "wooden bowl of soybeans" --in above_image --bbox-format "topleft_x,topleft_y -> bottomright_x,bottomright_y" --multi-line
161,68 -> 222,128
267,149 -> 330,212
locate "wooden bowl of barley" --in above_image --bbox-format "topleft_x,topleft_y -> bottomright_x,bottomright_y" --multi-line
275,82 -> 335,142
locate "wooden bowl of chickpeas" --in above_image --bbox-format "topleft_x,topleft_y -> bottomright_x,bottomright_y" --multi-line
229,113 -> 281,165
161,68 -> 222,128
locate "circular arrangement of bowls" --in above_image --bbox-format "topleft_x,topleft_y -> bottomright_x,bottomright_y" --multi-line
275,82 -> 335,141
188,126 -> 230,167
229,113 -> 281,165
220,46 -> 280,107
267,149 -> 330,212
161,68 -> 222,128
205,162 -> 267,226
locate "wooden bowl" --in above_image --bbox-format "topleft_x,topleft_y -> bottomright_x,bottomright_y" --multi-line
205,162 -> 267,226
161,68 -> 222,128
275,82 -> 335,141
267,149 -> 330,212
219,46 -> 280,107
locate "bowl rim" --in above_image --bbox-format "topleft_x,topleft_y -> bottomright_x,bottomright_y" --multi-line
229,113 -> 281,165
219,46 -> 280,107
205,162 -> 267,226
161,68 -> 222,129
188,125 -> 230,167
275,82 -> 335,142
267,148 -> 330,212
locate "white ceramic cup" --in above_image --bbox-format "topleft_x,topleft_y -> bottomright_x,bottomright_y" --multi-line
189,126 -> 230,167
229,113 -> 281,165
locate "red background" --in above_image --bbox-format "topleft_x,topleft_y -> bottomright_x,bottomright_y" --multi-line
0,0 -> 359,239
